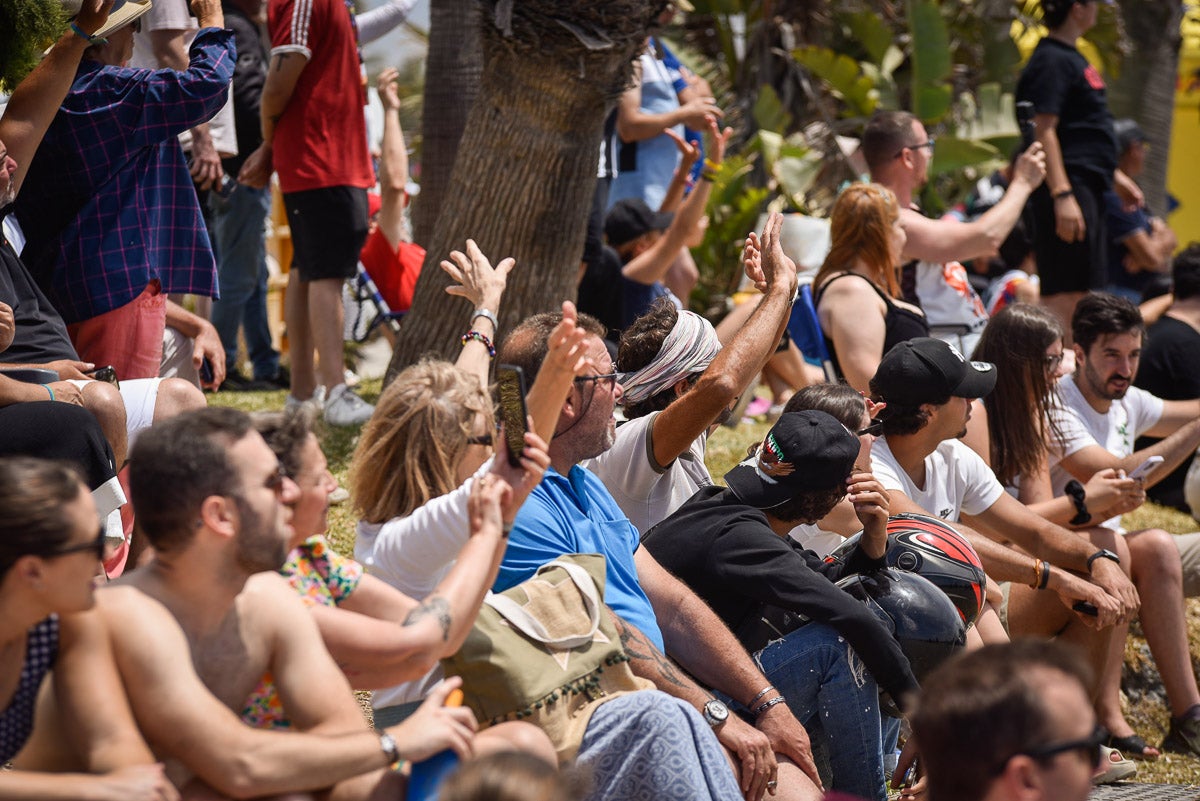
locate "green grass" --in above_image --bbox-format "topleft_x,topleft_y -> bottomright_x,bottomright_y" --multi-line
209,390 -> 1200,784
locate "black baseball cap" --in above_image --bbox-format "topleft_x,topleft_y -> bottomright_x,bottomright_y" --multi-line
605,198 -> 674,248
871,338 -> 997,406
724,410 -> 860,509
1113,119 -> 1147,154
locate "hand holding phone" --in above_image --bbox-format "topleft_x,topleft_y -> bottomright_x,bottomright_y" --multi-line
1126,455 -> 1164,482
495,365 -> 529,468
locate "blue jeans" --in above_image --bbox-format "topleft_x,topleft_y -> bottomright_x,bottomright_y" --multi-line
752,623 -> 886,801
210,184 -> 279,379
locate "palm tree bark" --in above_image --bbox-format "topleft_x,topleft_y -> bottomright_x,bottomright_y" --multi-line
1109,0 -> 1183,215
385,0 -> 656,382
410,0 -> 482,246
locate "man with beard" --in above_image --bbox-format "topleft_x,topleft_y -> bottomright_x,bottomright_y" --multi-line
866,338 -> 1134,687
584,211 -> 798,533
1047,291 -> 1200,756
35,407 -> 479,798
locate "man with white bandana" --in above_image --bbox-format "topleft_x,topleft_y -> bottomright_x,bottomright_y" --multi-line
584,211 -> 799,532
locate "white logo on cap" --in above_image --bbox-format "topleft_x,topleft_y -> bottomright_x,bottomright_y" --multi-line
970,361 -> 994,372
947,343 -> 966,363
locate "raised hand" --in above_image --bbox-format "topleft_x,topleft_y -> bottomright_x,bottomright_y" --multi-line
378,67 -> 402,111
440,239 -> 513,315
756,211 -> 799,299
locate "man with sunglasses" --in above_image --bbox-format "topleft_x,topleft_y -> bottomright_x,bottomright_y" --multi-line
909,639 -> 1099,801
862,110 -> 1046,358
584,211 -> 799,533
500,290 -> 826,800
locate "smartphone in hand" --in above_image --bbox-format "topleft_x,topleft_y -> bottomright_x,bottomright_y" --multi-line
495,364 -> 529,468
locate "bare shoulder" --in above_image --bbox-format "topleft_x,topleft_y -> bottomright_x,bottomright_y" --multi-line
240,572 -> 314,632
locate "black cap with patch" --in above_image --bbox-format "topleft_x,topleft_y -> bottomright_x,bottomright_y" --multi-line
871,338 -> 997,407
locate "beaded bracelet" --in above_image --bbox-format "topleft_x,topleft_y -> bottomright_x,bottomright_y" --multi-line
460,330 -> 495,359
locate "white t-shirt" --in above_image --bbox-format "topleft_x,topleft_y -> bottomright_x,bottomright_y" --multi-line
871,436 -> 1004,522
1047,374 -> 1164,529
787,523 -> 847,557
130,0 -> 237,156
353,459 -> 491,709
583,411 -> 712,534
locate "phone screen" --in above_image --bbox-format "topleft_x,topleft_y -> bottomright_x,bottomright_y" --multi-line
495,364 -> 529,467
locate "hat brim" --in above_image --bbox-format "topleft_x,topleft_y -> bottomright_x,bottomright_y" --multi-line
950,361 -> 998,399
91,0 -> 154,40
723,456 -> 796,510
649,209 -> 674,232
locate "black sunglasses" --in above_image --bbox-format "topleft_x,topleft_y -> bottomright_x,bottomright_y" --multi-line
47,524 -> 107,562
1015,726 -> 1106,771
573,372 -> 619,390
467,433 -> 494,447
857,419 -> 884,437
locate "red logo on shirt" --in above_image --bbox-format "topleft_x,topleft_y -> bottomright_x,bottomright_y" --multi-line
1084,64 -> 1106,91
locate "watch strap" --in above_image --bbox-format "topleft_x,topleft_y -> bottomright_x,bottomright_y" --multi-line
1087,548 -> 1120,571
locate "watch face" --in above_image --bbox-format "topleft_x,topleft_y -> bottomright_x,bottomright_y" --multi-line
704,700 -> 729,725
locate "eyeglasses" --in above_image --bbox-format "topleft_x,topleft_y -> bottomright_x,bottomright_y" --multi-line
1015,726 -> 1106,771
264,463 -> 289,495
894,138 -> 936,159
857,419 -> 884,438
1045,353 -> 1064,373
467,433 -> 494,447
46,524 -> 107,562
573,372 -> 619,391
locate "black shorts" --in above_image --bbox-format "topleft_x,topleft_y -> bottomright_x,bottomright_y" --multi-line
1029,174 -> 1108,296
283,186 -> 369,282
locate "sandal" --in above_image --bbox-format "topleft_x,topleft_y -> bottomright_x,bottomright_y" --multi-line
1092,745 -> 1137,785
1105,731 -> 1161,760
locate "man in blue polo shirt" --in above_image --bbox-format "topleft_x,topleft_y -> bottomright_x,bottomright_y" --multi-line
498,309 -> 823,801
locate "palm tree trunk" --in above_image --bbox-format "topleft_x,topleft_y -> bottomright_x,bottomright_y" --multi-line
1109,0 -> 1183,215
385,0 -> 656,382
410,0 -> 482,246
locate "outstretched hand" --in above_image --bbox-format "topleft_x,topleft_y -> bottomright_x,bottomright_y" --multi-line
440,239 -> 513,314
664,128 -> 701,171
377,67 -> 402,111
756,211 -> 799,299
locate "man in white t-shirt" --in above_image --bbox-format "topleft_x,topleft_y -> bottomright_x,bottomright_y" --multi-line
867,338 -> 1134,671
1047,292 -> 1200,756
585,211 -> 799,532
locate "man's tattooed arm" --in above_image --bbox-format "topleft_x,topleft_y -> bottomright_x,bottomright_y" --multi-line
403,595 -> 453,642
608,607 -> 714,705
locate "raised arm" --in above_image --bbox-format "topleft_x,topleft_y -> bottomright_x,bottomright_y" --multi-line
900,144 -> 1045,264
647,212 -> 797,468
374,67 -> 411,249
0,0 -> 113,198
441,240 -> 512,391
354,0 -> 418,44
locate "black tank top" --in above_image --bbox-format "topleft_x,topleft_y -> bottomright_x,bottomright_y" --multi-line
814,272 -> 930,381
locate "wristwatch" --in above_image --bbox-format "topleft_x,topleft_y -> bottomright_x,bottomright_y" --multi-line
1087,548 -> 1121,572
379,732 -> 400,766
702,699 -> 730,728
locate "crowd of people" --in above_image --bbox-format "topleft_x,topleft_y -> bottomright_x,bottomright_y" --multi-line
3,0 -> 1200,800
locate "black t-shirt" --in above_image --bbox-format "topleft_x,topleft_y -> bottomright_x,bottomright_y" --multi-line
641,485 -> 919,706
221,4 -> 269,177
1016,38 -> 1117,188
0,213 -> 77,364
577,244 -> 624,343
1134,315 -> 1200,511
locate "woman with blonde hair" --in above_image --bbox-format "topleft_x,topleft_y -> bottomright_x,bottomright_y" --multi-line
814,183 -> 929,391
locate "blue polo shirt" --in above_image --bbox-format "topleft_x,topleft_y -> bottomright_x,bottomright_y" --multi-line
495,465 -> 665,650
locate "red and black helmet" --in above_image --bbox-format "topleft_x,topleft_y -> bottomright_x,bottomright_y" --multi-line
825,513 -> 986,625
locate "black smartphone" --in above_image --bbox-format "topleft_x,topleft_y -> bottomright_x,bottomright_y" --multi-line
86,365 -> 119,387
1016,100 -> 1036,150
199,357 -> 214,385
1072,600 -> 1099,617
495,364 -> 529,468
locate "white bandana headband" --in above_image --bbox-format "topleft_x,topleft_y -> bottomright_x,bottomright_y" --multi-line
619,310 -> 722,406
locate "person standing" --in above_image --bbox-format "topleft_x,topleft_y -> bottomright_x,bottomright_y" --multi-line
239,0 -> 376,425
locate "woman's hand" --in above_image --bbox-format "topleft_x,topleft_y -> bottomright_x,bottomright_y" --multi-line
440,239 -> 514,315
664,127 -> 701,172
386,678 -> 477,763
467,472 -> 510,540
490,427 -> 552,526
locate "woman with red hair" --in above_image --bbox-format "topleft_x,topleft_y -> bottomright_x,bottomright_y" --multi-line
814,183 -> 929,391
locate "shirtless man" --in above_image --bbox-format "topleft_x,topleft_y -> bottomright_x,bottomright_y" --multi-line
27,407 -> 476,799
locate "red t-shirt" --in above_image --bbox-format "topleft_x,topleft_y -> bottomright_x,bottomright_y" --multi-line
360,228 -> 425,313
268,0 -> 373,193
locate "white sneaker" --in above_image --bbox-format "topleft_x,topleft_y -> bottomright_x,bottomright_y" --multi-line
324,383 -> 374,426
285,385 -> 326,412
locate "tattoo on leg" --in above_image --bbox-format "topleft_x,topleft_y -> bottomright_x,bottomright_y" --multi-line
404,596 -> 453,642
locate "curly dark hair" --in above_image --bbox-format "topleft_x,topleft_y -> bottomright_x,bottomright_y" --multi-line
768,484 -> 849,524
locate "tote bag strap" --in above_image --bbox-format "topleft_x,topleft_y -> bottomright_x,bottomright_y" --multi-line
483,559 -> 602,648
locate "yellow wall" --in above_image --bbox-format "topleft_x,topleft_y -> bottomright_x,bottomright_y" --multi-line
1169,5 -> 1200,245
